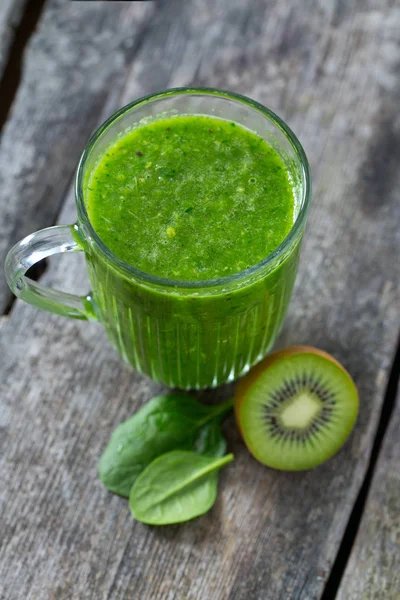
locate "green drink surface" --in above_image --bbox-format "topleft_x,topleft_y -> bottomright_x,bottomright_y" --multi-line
86,115 -> 295,280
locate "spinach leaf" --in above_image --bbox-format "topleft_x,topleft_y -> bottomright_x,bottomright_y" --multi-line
129,450 -> 234,525
193,418 -> 227,458
99,394 -> 233,497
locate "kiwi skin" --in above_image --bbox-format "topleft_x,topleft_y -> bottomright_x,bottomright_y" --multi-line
234,346 -> 359,468
234,345 -> 349,432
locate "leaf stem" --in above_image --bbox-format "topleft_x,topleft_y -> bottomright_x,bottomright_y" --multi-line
210,397 -> 234,418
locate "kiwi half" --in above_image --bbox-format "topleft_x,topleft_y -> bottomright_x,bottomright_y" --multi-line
235,348 -> 358,470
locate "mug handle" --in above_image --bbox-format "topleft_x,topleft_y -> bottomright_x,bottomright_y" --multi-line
4,224 -> 96,320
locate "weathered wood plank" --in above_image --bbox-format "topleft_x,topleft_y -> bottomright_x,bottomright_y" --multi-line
0,0 -> 28,78
0,1 -> 400,599
0,0 -> 155,313
337,387 -> 400,600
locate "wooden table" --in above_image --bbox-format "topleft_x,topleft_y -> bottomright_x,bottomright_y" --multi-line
0,1 -> 399,598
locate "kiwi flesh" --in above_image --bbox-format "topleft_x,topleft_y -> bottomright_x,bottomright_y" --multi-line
235,351 -> 359,470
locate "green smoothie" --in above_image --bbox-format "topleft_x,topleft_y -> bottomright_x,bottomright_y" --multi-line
83,114 -> 302,389
87,116 -> 294,281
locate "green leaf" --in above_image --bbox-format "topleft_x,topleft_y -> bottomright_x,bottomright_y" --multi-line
129,450 -> 234,525
192,418 -> 227,458
99,394 -> 233,497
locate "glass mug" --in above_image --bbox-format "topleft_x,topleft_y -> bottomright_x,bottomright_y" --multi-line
5,88 -> 311,390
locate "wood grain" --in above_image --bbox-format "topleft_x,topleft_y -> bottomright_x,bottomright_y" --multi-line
0,0 -> 155,313
0,0 -> 399,599
337,388 -> 400,600
0,0 -> 28,78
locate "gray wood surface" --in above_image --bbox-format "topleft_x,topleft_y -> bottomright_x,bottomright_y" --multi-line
0,0 -> 28,78
0,0 -> 154,313
337,388 -> 400,600
0,0 -> 399,599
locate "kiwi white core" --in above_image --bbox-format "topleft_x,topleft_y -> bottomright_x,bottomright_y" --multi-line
280,393 -> 322,428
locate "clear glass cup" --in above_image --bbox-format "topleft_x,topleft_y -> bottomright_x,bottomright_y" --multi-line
5,88 -> 311,389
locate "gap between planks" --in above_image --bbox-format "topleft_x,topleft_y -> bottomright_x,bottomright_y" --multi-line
0,0 -> 48,317
0,0 -> 46,133
321,334 -> 400,600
